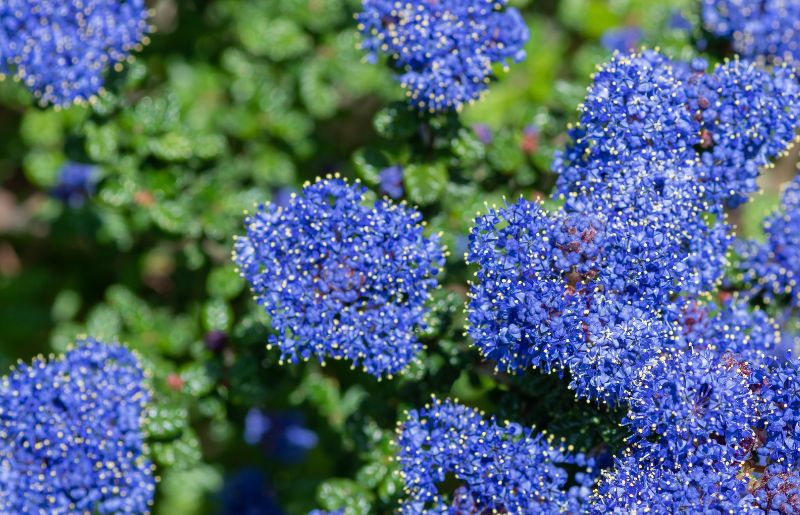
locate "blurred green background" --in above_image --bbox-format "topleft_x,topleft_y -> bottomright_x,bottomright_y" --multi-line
0,0 -> 794,513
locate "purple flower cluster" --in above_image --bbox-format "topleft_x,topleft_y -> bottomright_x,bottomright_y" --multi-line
395,397 -> 595,513
356,0 -> 529,112
738,176 -> 800,310
702,0 -> 800,67
233,176 -> 445,378
0,0 -> 150,107
0,338 -> 155,513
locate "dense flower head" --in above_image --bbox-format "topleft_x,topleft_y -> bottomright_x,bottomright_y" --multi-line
590,442 -> 756,514
751,463 -> 800,514
738,176 -> 800,309
600,27 -> 642,54
0,338 -> 155,514
465,194 -> 722,404
466,199 -> 592,377
675,297 -> 780,363
754,357 -> 800,468
688,59 -> 800,208
0,0 -> 150,107
356,0 -> 529,112
395,397 -> 594,513
233,176 -> 445,378
702,0 -> 800,67
555,50 -> 800,211
51,162 -> 98,207
623,350 -> 757,459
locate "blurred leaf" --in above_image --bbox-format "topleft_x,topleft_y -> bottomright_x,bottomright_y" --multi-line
403,162 -> 448,205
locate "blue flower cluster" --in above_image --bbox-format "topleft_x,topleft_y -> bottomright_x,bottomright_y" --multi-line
0,0 -> 150,106
51,162 -> 99,208
395,397 -> 595,513
675,297 -> 780,363
752,463 -> 800,514
556,52 -> 800,209
702,0 -> 800,67
467,49 -> 800,406
738,176 -> 800,310
624,350 -> 756,459
591,442 -> 755,514
0,338 -> 155,514
356,0 -> 529,112
234,176 -> 445,378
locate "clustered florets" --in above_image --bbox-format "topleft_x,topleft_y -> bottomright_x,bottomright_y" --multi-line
395,397 -> 596,513
0,338 -> 155,513
356,0 -> 529,112
0,0 -> 150,106
737,176 -> 800,310
702,0 -> 800,68
466,49 -> 800,407
234,176 -> 445,378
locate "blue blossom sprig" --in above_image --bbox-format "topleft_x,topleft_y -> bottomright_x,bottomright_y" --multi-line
356,0 -> 529,112
0,338 -> 155,514
233,176 -> 445,378
702,0 -> 800,67
590,442 -> 756,514
0,0 -> 151,107
395,397 -> 595,513
623,350 -> 757,459
737,176 -> 800,310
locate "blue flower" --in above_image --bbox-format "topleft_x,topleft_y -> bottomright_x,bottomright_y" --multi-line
600,27 -> 643,54
244,409 -> 318,464
590,442 -> 756,514
395,397 -> 595,513
702,0 -> 800,67
378,165 -> 404,199
555,51 -> 800,210
0,338 -> 155,514
738,176 -> 800,310
674,296 -> 780,363
623,350 -> 757,459
219,469 -> 282,515
357,0 -> 529,112
233,176 -> 445,378
0,0 -> 151,107
689,59 -> 800,208
751,463 -> 800,514
51,162 -> 98,207
753,357 -> 800,468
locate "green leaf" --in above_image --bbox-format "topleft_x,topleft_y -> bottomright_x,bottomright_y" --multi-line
85,123 -> 119,163
317,479 -> 373,515
145,403 -> 189,440
150,132 -> 194,162
239,16 -> 312,60
23,150 -> 63,188
373,103 -> 419,140
151,427 -> 203,471
207,265 -> 246,300
179,362 -> 215,397
202,298 -> 233,332
20,110 -> 63,148
352,147 -> 389,186
403,161 -> 448,205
